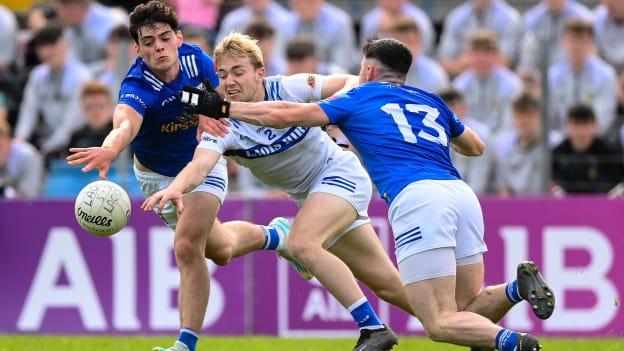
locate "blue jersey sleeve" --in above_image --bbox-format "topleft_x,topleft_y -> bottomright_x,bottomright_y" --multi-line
118,78 -> 156,116
431,94 -> 465,138
199,51 -> 220,89
450,112 -> 465,138
317,88 -> 360,125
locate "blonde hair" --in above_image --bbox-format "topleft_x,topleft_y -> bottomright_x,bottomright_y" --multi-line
214,32 -> 264,69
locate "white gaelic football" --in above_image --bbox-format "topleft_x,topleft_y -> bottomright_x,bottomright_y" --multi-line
74,180 -> 131,236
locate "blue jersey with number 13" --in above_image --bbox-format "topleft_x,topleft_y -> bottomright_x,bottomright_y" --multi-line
318,82 -> 464,204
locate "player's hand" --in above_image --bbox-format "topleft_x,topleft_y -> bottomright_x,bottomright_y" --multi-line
199,115 -> 230,137
66,147 -> 117,180
141,188 -> 184,215
180,84 -> 231,119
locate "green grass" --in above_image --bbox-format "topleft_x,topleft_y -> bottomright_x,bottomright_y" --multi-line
0,335 -> 623,351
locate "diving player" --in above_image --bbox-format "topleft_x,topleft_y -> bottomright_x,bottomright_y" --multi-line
143,33 -> 407,351
66,3 -> 308,351
181,38 -> 556,351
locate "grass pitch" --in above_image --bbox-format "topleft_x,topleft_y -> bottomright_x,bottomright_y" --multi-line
1,335 -> 623,351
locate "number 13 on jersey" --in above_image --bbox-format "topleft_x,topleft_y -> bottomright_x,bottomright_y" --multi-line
381,103 -> 448,146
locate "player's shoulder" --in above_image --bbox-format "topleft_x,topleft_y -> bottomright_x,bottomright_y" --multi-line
179,43 -> 208,57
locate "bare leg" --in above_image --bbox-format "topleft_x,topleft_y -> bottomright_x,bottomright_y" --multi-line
174,192 -> 220,331
288,192 -> 365,307
203,219 -> 265,266
406,275 -> 501,348
329,223 -> 413,315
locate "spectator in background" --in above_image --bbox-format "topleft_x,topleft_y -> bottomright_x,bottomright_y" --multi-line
216,0 -> 294,61
438,0 -> 522,77
24,4 -> 58,71
360,0 -> 434,55
0,5 -> 17,73
68,81 -> 113,151
91,25 -> 135,97
173,0 -> 221,45
388,17 -> 449,93
182,26 -> 213,55
518,0 -> 592,72
453,30 -> 522,135
15,24 -> 91,161
495,92 -> 559,196
52,0 -> 126,65
286,0 -> 356,72
440,88 -> 494,194
552,104 -> 624,194
285,37 -> 346,75
594,0 -> 624,73
244,19 -> 286,76
548,19 -> 617,136
0,117 -> 44,199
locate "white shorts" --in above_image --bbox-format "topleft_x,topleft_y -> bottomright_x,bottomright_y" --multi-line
133,157 -> 228,229
388,179 -> 487,265
292,151 -> 372,248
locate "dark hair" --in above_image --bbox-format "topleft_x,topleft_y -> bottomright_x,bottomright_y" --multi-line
31,22 -> 64,48
567,104 -> 596,123
286,37 -> 317,61
244,18 -> 275,40
564,19 -> 594,37
362,38 -> 412,77
108,24 -> 131,42
512,92 -> 540,113
438,88 -> 464,106
129,1 -> 179,44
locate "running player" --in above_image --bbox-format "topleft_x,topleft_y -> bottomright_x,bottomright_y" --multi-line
143,33 -> 408,351
66,3 -> 309,351
182,38 -> 555,351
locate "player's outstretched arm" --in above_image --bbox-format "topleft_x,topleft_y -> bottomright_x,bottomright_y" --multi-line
319,74 -> 359,99
229,101 -> 331,129
451,126 -> 485,157
66,104 -> 142,179
180,84 -> 331,128
141,148 -> 222,214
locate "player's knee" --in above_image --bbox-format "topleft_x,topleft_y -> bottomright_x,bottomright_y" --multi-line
174,238 -> 203,265
369,275 -> 402,302
423,314 -> 456,342
287,236 -> 317,264
423,320 -> 448,343
206,246 -> 233,266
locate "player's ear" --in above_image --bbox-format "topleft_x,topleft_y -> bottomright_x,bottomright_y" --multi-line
366,65 -> 374,83
256,66 -> 265,83
176,30 -> 183,48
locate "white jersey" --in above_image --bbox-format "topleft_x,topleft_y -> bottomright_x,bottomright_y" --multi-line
198,74 -> 343,195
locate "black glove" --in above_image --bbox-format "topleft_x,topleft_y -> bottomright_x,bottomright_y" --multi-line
180,84 -> 231,119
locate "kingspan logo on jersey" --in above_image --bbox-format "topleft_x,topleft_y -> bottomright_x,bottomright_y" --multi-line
160,114 -> 199,133
225,126 -> 309,159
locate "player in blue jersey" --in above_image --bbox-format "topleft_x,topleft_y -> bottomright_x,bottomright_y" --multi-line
181,38 -> 556,351
66,3 -> 310,351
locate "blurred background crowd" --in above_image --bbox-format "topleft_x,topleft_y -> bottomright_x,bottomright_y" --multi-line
0,0 -> 623,200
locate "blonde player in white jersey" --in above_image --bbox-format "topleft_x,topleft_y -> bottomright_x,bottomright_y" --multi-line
143,33 -> 411,351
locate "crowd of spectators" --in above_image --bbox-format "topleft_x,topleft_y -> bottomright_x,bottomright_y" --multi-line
0,0 -> 623,199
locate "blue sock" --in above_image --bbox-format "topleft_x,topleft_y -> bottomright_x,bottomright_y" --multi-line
505,280 -> 523,304
261,226 -> 280,250
178,328 -> 198,351
496,328 -> 519,351
347,297 -> 384,330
